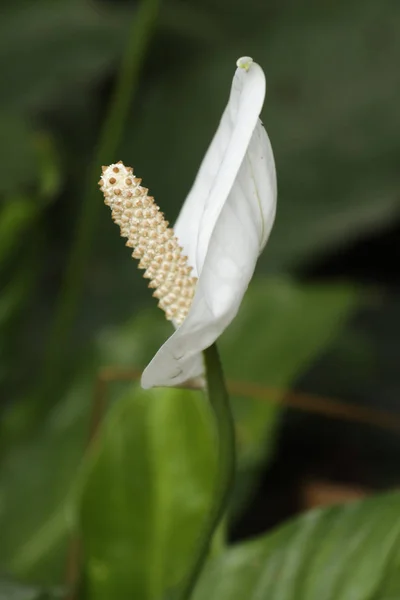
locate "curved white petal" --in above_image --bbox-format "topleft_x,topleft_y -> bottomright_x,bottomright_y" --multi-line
142,58 -> 277,389
174,58 -> 267,276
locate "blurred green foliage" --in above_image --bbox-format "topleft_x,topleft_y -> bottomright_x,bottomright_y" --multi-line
1,0 -> 399,598
0,280 -> 356,587
0,580 -> 62,600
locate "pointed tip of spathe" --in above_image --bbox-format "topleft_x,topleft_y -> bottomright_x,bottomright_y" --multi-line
236,56 -> 253,71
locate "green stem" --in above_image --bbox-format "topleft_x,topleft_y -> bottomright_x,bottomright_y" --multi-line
210,517 -> 227,558
179,343 -> 236,599
39,0 -> 159,403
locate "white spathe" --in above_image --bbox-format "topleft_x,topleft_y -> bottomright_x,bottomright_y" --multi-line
141,56 -> 277,389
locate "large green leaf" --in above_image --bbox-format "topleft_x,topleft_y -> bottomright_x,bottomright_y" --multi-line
194,492 -> 400,600
80,386 -> 216,600
79,280 -> 357,599
0,279 -> 356,585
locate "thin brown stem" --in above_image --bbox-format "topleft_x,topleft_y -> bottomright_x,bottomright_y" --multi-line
64,536 -> 82,600
92,366 -> 400,435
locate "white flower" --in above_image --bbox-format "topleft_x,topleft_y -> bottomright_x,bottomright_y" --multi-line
100,56 -> 277,389
142,56 -> 276,388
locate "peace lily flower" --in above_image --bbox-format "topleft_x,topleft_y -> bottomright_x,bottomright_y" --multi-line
99,56 -> 277,389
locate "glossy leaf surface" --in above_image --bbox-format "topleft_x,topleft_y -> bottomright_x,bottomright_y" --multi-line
194,492 -> 400,600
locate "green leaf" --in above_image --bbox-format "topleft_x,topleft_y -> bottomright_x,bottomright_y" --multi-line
194,492 -> 400,600
220,279 -> 358,516
0,279 -> 357,584
78,280 -> 358,599
0,311 -> 169,584
80,386 -> 216,600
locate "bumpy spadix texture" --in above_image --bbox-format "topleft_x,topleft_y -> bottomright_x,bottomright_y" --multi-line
99,162 -> 196,326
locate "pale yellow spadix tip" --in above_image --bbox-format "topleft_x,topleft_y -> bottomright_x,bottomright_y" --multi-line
236,56 -> 253,71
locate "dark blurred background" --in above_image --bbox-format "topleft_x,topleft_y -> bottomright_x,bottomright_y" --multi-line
1,0 -> 400,586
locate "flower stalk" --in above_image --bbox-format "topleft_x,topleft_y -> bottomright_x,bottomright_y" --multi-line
177,343 -> 235,599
